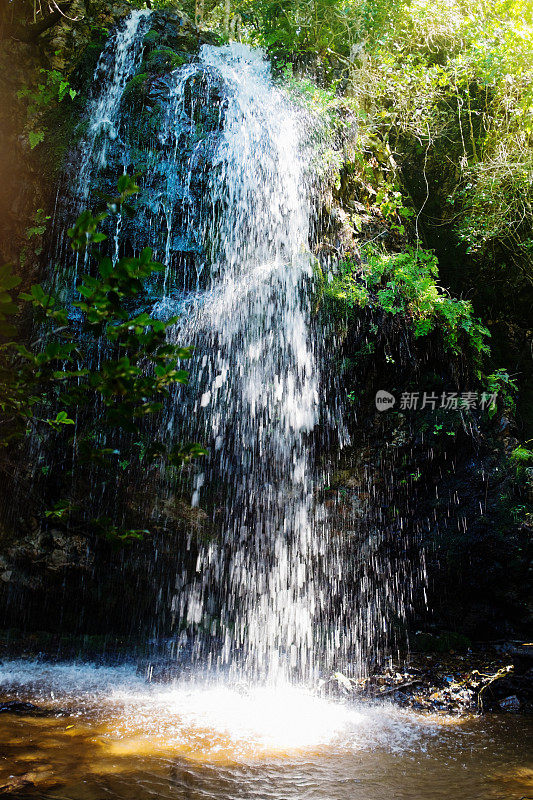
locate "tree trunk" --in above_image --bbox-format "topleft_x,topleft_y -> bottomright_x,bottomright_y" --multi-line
224,0 -> 230,36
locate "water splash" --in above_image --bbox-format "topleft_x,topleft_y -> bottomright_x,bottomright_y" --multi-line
0,660 -> 430,756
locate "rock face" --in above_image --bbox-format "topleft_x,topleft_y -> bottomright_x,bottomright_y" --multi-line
0,2 -> 530,655
2,529 -> 93,588
311,106 -> 533,645
0,41 -> 43,281
0,0 -> 218,281
0,4 -> 220,636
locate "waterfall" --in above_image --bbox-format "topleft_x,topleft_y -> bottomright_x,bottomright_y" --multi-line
76,8 -> 152,201
40,12 -> 418,683
47,8 -> 152,295
167,44 -> 321,682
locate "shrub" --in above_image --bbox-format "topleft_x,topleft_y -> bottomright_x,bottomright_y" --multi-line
323,245 -> 490,356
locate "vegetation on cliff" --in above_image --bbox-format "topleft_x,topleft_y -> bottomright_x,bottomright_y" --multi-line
0,176 -> 205,541
0,0 -> 530,639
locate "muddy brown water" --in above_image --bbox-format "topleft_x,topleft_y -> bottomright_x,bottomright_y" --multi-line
0,661 -> 531,800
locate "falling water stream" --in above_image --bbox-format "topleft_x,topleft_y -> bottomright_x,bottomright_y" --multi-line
4,12 -> 532,799
167,42 -> 328,683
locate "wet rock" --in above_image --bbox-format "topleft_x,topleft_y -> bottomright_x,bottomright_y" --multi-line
6,529 -> 93,575
508,643 -> 533,674
499,695 -> 520,711
0,776 -> 34,794
0,766 -> 62,794
332,671 -> 355,692
0,700 -> 67,717
0,700 -> 43,715
393,690 -> 409,704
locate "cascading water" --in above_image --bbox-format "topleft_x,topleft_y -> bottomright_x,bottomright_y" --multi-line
36,12 -> 419,683
158,44 -> 417,683
76,8 -> 152,200
48,8 -> 151,293
165,44 -> 323,682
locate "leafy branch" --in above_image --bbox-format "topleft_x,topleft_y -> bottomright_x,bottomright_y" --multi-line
0,175 -> 206,539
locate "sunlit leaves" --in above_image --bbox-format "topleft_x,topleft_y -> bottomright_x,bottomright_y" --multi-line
46,410 -> 75,430
324,245 -> 490,358
17,67 -> 78,150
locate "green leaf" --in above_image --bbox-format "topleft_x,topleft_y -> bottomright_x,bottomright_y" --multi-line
28,130 -> 45,149
47,411 -> 75,427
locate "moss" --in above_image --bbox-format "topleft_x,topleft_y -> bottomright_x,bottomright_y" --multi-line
146,47 -> 190,73
69,36 -> 108,94
38,105 -> 86,182
122,72 -> 149,107
143,29 -> 160,49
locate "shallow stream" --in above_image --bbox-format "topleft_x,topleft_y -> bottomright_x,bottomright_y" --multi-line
1,661 -> 531,800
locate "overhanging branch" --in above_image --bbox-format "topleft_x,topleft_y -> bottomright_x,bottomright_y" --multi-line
1,1 -> 75,43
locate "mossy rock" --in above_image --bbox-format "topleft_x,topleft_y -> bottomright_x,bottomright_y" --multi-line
182,70 -> 225,128
68,23 -> 110,93
146,47 -> 190,74
167,29 -> 204,53
122,72 -> 149,108
146,14 -> 201,54
143,29 -> 160,49
39,104 -> 87,181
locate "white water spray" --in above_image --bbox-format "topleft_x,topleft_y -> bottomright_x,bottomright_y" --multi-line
164,44 -> 325,682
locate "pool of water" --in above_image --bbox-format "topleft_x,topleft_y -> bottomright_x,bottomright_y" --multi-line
0,661 -> 531,799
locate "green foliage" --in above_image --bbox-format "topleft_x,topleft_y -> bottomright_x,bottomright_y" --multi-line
510,445 -> 533,464
375,183 -> 415,236
0,176 -> 206,539
282,66 -> 339,116
347,0 -> 532,287
44,500 -> 73,520
484,369 -> 518,416
243,0 -> 531,298
91,518 -> 151,543
18,66 -> 77,149
510,445 -> 533,477
323,245 -> 490,357
474,369 -> 518,418
26,209 -> 50,241
237,0 -> 362,66
23,208 -> 52,264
